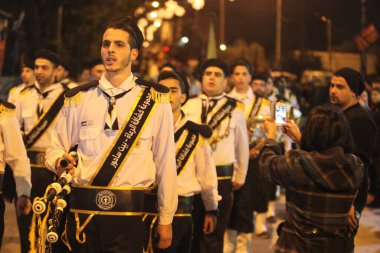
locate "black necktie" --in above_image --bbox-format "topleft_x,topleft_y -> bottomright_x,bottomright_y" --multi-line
101,89 -> 132,130
36,89 -> 52,117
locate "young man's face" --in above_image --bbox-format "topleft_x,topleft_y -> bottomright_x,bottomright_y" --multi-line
55,65 -> 68,82
159,78 -> 185,113
329,75 -> 356,108
202,66 -> 226,97
91,64 -> 105,80
252,79 -> 267,96
34,58 -> 56,86
371,89 -> 380,104
231,65 -> 251,92
21,67 -> 35,85
101,28 -> 138,74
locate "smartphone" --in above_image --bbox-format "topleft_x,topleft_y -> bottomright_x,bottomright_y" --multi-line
274,102 -> 287,125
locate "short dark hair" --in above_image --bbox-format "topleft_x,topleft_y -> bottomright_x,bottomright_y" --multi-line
300,105 -> 354,153
230,59 -> 254,76
201,58 -> 229,77
103,16 -> 144,50
158,70 -> 189,105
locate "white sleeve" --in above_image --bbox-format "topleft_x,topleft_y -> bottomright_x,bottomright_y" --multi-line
2,117 -> 31,197
45,104 -> 79,173
152,103 -> 178,225
232,109 -> 249,185
194,141 -> 218,211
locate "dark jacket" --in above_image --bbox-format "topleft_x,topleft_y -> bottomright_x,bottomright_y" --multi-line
259,139 -> 364,253
344,103 -> 377,213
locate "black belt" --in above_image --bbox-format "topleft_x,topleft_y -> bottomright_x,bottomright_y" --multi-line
70,186 -> 144,215
216,164 -> 233,180
0,173 -> 3,194
27,150 -> 46,167
144,193 -> 193,215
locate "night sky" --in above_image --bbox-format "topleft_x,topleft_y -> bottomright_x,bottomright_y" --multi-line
200,0 -> 362,52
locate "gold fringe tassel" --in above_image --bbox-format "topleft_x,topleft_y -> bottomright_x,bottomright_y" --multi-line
0,104 -> 15,119
150,88 -> 169,104
64,92 -> 82,106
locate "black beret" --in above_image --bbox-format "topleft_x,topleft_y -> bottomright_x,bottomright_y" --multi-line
252,73 -> 271,83
22,60 -> 34,69
201,58 -> 229,77
158,70 -> 190,105
230,59 -> 254,76
34,50 -> 60,67
333,67 -> 365,96
104,16 -> 144,50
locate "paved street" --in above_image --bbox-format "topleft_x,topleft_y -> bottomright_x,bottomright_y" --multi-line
2,199 -> 380,252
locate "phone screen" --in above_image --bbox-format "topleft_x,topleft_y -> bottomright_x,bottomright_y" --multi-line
275,103 -> 287,125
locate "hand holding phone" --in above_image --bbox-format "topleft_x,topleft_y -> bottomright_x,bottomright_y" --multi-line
274,102 -> 287,126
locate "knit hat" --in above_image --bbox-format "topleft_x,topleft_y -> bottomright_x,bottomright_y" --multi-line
333,68 -> 365,96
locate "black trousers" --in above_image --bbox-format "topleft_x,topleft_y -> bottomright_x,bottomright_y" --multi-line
192,179 -> 233,253
0,193 -> 4,249
251,158 -> 270,213
17,167 -> 56,253
67,212 -> 144,253
143,215 -> 193,253
228,159 -> 256,233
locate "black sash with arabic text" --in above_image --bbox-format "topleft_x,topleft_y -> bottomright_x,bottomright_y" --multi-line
91,88 -> 155,186
174,126 -> 199,175
23,90 -> 66,149
207,99 -> 236,131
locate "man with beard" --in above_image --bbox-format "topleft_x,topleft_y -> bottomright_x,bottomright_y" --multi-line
329,67 -> 377,241
14,50 -> 70,253
8,62 -> 35,104
46,17 -> 178,252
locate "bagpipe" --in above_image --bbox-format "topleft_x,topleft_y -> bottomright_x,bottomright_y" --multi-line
30,152 -> 77,253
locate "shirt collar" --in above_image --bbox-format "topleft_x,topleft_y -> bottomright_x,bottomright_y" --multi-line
99,74 -> 135,96
200,92 -> 226,101
174,110 -> 187,132
230,87 -> 254,100
34,82 -> 62,94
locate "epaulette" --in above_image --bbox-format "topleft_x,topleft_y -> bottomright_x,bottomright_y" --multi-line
0,99 -> 16,118
135,79 -> 170,104
225,95 -> 245,112
275,94 -> 289,103
64,80 -> 98,106
185,121 -> 213,139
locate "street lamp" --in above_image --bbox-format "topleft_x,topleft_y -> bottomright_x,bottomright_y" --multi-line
321,16 -> 332,71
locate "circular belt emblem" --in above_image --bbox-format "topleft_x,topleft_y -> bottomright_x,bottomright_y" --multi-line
96,190 -> 116,210
35,152 -> 46,165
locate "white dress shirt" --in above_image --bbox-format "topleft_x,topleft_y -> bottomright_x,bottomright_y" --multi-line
46,75 -> 178,224
0,105 -> 31,197
182,93 -> 249,185
14,82 -> 68,151
174,114 -> 218,211
228,87 -> 255,119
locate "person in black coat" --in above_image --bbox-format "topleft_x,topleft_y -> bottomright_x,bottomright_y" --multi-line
329,67 -> 377,235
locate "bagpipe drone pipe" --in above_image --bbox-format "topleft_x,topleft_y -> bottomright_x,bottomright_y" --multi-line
30,152 -> 77,253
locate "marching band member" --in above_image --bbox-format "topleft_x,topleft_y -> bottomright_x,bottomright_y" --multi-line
183,58 -> 249,253
45,16 -> 178,252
